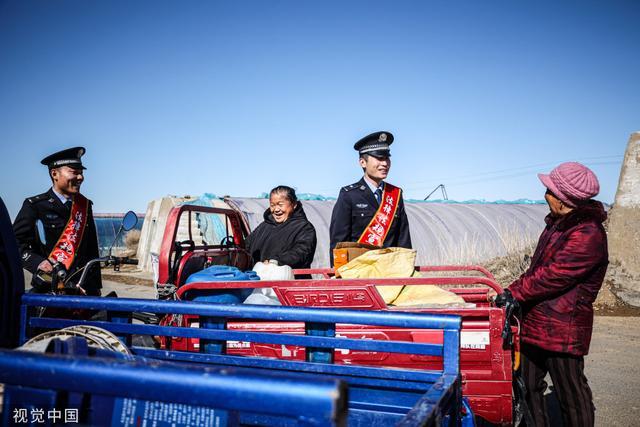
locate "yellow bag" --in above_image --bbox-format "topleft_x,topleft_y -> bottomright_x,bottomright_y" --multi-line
337,247 -> 416,303
337,247 -> 466,306
391,279 -> 466,306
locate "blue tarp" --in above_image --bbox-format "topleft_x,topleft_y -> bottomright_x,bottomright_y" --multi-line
409,198 -> 546,204
257,192 -> 545,204
183,194 -> 229,245
258,192 -> 336,201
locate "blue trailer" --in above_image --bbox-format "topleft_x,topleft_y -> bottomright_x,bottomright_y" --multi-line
1,342 -> 346,426
3,294 -> 473,426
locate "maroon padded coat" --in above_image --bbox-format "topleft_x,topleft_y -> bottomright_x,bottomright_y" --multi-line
508,201 -> 608,356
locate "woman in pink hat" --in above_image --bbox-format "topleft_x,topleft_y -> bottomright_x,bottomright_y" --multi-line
494,162 -> 608,427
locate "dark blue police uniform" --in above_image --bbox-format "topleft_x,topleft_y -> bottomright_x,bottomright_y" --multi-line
12,147 -> 102,294
329,131 -> 412,263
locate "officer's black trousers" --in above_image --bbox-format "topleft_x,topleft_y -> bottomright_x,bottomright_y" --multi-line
521,343 -> 594,427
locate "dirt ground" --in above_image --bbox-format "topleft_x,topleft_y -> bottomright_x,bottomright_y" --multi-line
101,264 -> 154,287
586,316 -> 640,427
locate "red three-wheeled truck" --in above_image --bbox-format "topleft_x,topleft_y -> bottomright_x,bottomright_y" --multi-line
156,204 -> 522,426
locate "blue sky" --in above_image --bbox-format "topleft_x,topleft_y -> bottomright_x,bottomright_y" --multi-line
1,1 -> 638,218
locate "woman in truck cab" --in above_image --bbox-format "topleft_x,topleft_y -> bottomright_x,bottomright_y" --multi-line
245,186 -> 317,270
494,162 -> 608,427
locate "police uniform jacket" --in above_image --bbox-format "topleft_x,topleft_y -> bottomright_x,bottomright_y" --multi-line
12,189 -> 102,292
329,178 -> 412,256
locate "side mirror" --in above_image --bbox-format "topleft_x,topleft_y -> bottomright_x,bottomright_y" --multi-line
122,211 -> 138,231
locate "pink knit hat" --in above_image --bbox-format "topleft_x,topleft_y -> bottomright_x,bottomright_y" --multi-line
538,162 -> 600,207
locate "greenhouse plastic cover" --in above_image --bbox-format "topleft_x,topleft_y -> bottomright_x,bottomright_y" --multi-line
224,196 -> 550,270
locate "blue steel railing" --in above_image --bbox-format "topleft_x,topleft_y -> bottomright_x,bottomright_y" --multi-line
0,348 -> 345,426
19,294 -> 464,425
21,294 -> 461,375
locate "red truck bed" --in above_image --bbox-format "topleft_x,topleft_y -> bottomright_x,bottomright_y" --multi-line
163,267 -> 517,425
156,205 -> 517,425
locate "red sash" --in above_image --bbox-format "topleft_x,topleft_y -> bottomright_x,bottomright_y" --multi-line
358,183 -> 401,247
49,193 -> 89,270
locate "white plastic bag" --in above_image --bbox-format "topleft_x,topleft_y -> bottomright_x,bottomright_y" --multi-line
252,261 -> 294,281
243,261 -> 293,305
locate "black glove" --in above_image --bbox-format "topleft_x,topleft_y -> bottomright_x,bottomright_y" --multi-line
494,289 -> 521,344
493,289 -> 517,308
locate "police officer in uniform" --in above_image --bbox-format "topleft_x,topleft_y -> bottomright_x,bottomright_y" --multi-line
329,131 -> 412,263
13,147 -> 102,295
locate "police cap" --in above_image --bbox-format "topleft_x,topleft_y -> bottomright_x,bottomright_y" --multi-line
40,147 -> 86,170
354,131 -> 393,158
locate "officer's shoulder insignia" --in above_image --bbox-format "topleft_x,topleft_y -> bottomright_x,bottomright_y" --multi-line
26,193 -> 48,204
343,182 -> 364,193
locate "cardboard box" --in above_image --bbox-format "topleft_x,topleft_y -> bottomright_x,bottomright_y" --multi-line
332,242 -> 379,271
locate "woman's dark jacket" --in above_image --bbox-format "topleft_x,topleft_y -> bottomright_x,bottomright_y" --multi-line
245,203 -> 317,269
508,201 -> 608,356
